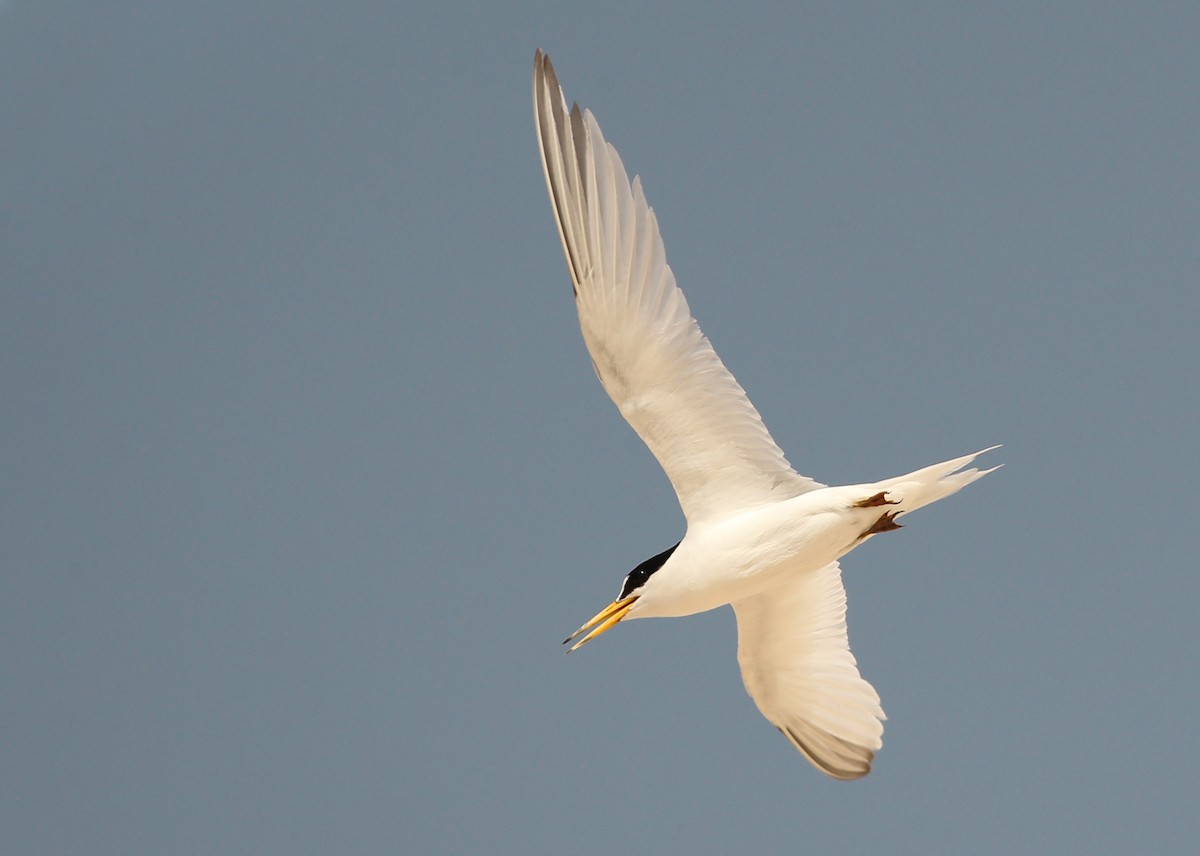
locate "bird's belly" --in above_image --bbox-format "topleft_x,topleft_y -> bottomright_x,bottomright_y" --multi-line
630,503 -> 858,618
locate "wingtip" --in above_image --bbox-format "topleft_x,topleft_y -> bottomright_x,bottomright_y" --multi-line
778,725 -> 876,781
534,49 -> 558,92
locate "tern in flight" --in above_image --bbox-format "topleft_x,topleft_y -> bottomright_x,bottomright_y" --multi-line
534,50 -> 998,779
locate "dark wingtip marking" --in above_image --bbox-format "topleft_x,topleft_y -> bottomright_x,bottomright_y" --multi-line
780,726 -> 873,781
533,50 -> 584,297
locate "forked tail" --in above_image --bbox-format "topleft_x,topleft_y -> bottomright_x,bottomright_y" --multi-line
876,446 -> 1001,516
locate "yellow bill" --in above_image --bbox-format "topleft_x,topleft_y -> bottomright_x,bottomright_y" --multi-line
563,596 -> 638,652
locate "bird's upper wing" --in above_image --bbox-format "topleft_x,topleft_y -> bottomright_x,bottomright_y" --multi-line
732,561 -> 885,779
533,51 -> 823,525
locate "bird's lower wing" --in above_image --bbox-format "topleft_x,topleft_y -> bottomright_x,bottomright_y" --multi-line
533,51 -> 822,525
732,562 -> 885,779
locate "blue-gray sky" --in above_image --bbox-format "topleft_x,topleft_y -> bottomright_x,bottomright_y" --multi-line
4,2 -> 1198,853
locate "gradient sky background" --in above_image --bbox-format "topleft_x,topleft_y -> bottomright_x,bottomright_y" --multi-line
4,2 -> 1199,854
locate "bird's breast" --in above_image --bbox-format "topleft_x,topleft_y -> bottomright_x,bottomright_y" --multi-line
630,497 -> 859,619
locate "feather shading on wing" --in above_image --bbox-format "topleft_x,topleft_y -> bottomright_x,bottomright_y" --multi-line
732,561 -> 885,779
533,51 -> 822,524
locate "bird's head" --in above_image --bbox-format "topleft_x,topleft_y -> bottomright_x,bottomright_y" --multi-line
563,541 -> 680,652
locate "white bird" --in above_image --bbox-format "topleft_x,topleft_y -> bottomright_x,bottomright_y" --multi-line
534,50 -> 998,780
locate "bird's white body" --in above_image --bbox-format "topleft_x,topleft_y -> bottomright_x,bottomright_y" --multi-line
630,455 -> 988,620
534,51 -> 998,779
631,493 -> 859,619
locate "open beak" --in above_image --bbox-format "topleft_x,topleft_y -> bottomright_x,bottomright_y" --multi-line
563,596 -> 638,652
